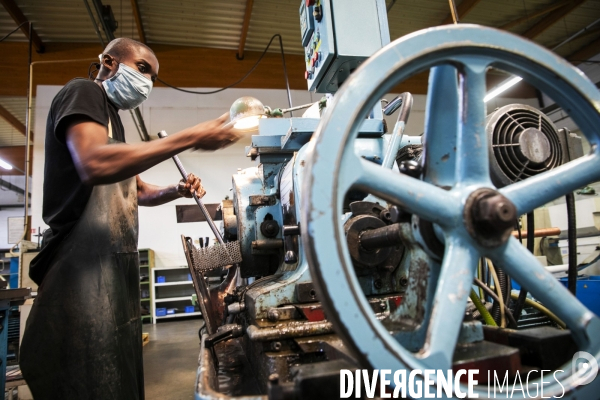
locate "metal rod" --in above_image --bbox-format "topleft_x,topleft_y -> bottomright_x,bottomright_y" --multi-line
510,227 -> 561,238
23,22 -> 32,241
551,17 -> 600,51
82,0 -> 105,47
276,35 -> 293,116
157,131 -> 224,245
448,0 -> 460,24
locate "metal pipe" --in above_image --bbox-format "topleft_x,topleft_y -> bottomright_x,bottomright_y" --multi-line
157,130 -> 225,245
246,320 -> 333,341
23,22 -> 32,241
359,224 -> 402,250
511,227 -> 560,238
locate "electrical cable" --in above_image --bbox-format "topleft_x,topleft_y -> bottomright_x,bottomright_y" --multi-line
474,278 -> 518,328
566,192 -> 578,295
156,34 -> 293,107
470,289 -> 497,326
487,260 -> 506,328
0,22 -> 28,43
509,292 -> 566,329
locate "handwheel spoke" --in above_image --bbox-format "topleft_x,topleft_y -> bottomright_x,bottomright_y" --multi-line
501,153 -> 600,215
422,65 -> 460,187
418,235 -> 479,370
455,59 -> 490,185
490,238 -> 598,347
355,158 -> 459,225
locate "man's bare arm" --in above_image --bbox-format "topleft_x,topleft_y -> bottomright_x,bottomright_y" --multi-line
65,113 -> 239,186
136,174 -> 205,207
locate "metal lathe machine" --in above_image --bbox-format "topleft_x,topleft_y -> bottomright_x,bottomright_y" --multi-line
179,1 -> 600,398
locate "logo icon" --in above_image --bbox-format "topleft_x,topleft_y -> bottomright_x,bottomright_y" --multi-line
571,351 -> 598,386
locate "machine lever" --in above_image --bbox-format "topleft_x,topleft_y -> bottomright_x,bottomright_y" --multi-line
204,324 -> 243,348
381,92 -> 413,169
157,130 -> 226,246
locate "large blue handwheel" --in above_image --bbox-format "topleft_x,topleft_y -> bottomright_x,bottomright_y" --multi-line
301,24 -> 600,398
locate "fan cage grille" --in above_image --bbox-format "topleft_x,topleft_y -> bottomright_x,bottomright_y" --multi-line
491,109 -> 562,183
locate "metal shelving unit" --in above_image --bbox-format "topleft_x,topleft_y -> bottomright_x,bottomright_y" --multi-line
150,266 -> 201,323
139,249 -> 154,324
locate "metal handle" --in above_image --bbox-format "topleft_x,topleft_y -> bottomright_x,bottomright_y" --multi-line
158,130 -> 225,245
381,92 -> 413,169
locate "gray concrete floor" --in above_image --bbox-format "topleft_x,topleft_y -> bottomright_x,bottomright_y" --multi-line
143,318 -> 202,400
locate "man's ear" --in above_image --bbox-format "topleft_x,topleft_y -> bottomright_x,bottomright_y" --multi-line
101,54 -> 118,74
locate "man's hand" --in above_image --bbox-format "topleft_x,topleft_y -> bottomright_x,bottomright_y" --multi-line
186,113 -> 242,151
177,173 -> 206,198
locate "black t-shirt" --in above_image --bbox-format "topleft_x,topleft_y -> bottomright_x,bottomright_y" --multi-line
30,78 -> 125,285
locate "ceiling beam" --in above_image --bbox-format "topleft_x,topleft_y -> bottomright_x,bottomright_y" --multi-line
441,0 -> 482,25
499,0 -> 571,31
237,0 -> 255,60
0,104 -> 25,136
0,0 -> 44,53
522,0 -> 586,40
0,146 -> 32,176
566,35 -> 600,64
0,41 -> 542,97
0,177 -> 29,197
129,0 -> 146,44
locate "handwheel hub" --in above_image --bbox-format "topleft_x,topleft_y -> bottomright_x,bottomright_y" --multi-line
465,188 -> 516,247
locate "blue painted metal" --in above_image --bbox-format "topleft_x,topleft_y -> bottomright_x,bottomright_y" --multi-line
301,0 -> 390,93
558,275 -> 600,317
302,24 -> 600,398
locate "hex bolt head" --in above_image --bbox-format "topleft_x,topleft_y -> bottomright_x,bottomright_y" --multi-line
473,193 -> 516,231
379,301 -> 387,311
374,279 -> 383,289
399,276 -> 409,286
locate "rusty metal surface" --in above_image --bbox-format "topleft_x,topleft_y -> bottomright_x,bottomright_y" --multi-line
246,321 -> 334,342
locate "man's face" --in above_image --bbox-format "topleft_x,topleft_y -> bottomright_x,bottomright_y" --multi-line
104,45 -> 159,83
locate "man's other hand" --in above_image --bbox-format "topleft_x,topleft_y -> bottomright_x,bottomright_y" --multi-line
189,113 -> 242,151
178,173 -> 206,198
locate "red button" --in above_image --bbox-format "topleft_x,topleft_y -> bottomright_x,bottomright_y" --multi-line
304,70 -> 310,80
314,52 -> 319,62
306,0 -> 315,6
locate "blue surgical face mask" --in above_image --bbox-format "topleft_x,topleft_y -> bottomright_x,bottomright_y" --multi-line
102,62 -> 153,110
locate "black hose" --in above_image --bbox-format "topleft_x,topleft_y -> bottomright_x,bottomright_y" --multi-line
566,193 -> 578,295
491,266 -> 509,324
512,212 -> 535,323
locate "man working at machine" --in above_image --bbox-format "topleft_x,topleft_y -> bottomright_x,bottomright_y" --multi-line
19,37 -> 240,400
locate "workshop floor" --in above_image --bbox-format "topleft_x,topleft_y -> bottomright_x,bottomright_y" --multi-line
143,318 -> 202,400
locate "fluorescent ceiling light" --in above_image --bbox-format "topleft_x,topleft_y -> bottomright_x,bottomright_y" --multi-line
0,158 -> 13,170
484,76 -> 523,103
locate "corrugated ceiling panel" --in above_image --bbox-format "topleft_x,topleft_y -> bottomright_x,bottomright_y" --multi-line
244,0 -> 303,54
0,97 -> 34,147
1,0 -> 139,44
139,0 -> 245,49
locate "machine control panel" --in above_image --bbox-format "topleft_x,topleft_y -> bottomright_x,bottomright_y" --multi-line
299,0 -> 390,93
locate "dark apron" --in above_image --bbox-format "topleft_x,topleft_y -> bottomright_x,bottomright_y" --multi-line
20,158 -> 143,400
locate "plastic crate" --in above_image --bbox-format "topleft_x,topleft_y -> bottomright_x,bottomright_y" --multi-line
185,305 -> 195,313
188,273 -> 192,281
156,308 -> 166,316
156,276 -> 165,283
167,308 -> 176,315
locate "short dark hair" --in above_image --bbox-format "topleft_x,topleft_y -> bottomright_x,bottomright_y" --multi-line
103,37 -> 154,60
